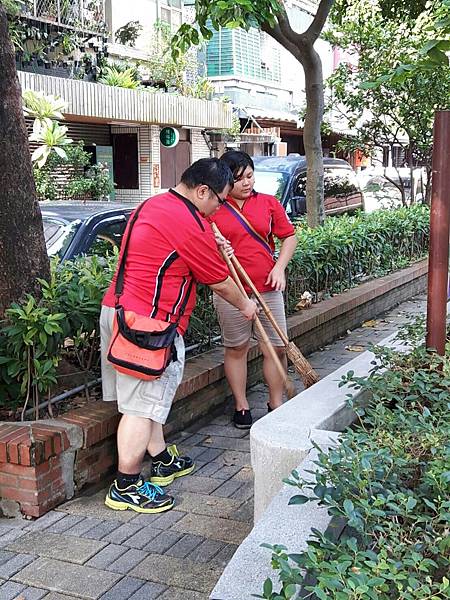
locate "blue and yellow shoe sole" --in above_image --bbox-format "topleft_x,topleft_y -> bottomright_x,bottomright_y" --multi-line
150,463 -> 195,487
104,496 -> 174,513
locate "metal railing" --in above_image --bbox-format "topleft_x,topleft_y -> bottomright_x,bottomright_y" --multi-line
25,0 -> 106,34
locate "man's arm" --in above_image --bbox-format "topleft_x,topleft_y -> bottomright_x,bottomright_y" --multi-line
209,277 -> 257,320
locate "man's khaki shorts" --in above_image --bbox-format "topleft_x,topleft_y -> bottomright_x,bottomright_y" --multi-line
100,305 -> 185,424
213,290 -> 287,348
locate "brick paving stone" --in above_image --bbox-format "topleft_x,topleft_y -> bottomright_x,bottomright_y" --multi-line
210,479 -> 244,498
0,526 -> 13,536
143,531 -> 183,554
209,464 -> 242,480
210,415 -> 231,426
12,557 -> 121,599
57,491 -> 136,523
0,551 -> 15,567
173,514 -> 251,545
194,448 -> 225,462
157,587 -> 208,600
150,509 -> 186,529
15,586 -> 48,599
172,491 -> 242,519
164,534 -> 204,558
81,520 -> 123,541
26,512 -> 66,531
85,544 -> 123,569
214,450 -> 251,468
6,532 -> 107,565
229,482 -> 253,502
0,528 -> 28,549
188,539 -> 226,563
122,526 -> 161,549
101,522 -> 142,545
0,554 -> 35,578
43,594 -> 80,600
230,465 -> 253,482
195,425 -> 249,439
200,436 -> 250,452
177,433 -> 208,446
46,515 -> 85,534
127,581 -> 168,599
99,576 -> 145,599
64,517 -> 104,537
105,548 -> 147,574
169,475 -> 222,494
0,580 -> 26,600
193,461 -> 223,477
233,499 -> 254,522
130,554 -> 222,594
212,543 -> 239,566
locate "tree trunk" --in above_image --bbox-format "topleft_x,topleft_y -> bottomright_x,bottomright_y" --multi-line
0,5 -> 50,318
298,45 -> 325,227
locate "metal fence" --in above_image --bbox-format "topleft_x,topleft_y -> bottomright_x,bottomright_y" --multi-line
27,0 -> 106,33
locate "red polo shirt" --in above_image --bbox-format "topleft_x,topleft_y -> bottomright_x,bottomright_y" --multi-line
103,189 -> 228,334
209,191 -> 295,293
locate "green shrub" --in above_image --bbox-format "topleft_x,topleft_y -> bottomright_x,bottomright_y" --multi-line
259,324 -> 450,600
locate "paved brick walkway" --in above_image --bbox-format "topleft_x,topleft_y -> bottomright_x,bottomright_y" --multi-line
0,295 -> 426,600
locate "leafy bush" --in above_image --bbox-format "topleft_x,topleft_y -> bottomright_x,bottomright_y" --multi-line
259,326 -> 450,600
0,255 -> 116,414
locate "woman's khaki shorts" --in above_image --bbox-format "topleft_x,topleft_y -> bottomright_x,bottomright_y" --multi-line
100,305 -> 185,424
213,290 -> 287,348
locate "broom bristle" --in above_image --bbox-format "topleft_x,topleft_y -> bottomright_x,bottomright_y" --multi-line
286,342 -> 320,388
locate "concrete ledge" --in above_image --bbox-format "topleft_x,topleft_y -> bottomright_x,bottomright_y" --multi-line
211,332 -> 405,600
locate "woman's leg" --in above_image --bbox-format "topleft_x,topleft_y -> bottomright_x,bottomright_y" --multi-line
224,343 -> 250,410
259,343 -> 287,409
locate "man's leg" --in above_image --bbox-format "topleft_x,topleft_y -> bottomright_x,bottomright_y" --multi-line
117,414 -> 152,474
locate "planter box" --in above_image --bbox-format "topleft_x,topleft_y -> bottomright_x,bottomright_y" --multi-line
0,260 -> 427,518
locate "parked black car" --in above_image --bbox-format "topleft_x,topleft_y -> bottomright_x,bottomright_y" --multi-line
41,202 -> 135,261
253,155 -> 364,218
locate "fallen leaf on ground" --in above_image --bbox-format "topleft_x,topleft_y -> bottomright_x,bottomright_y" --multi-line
345,345 -> 365,352
362,319 -> 378,328
203,437 -> 212,444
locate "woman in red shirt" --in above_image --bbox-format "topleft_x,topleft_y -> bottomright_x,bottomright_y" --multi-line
210,151 -> 297,429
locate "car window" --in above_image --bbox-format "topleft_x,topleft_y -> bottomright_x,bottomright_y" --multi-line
43,219 -> 81,258
253,171 -> 289,201
87,219 -> 128,258
294,167 -> 360,198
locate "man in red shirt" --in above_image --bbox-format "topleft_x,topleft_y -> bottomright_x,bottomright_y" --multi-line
100,158 -> 258,514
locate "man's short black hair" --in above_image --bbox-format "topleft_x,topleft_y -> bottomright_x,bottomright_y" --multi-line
220,151 -> 254,180
181,158 -> 234,192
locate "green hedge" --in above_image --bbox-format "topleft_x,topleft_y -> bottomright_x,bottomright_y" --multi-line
0,205 -> 430,412
260,324 -> 449,599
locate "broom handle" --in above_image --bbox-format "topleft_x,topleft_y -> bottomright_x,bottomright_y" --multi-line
212,226 -> 288,384
229,254 -> 290,347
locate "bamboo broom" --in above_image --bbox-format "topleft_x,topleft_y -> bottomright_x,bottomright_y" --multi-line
213,229 -> 297,399
211,223 -> 319,388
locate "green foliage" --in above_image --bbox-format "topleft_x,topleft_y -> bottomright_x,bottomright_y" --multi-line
326,0 -> 450,194
98,65 -> 141,88
285,204 -> 429,311
114,20 -> 143,47
0,255 -> 117,413
259,329 -> 450,599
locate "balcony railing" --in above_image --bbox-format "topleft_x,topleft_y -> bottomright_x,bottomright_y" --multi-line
24,0 -> 106,34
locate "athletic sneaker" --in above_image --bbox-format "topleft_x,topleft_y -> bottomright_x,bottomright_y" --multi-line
233,409 -> 253,429
105,478 -> 174,513
150,444 -> 195,487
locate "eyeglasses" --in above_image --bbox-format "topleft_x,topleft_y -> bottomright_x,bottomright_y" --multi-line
206,185 -> 226,205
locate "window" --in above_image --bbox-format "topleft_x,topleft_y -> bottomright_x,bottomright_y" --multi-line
87,219 -> 128,258
112,133 -> 139,190
160,0 -> 182,30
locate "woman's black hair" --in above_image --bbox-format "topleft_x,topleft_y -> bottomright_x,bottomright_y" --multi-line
220,151 -> 254,181
181,158 -> 234,192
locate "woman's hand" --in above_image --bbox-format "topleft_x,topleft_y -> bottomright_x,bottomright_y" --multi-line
265,264 -> 286,291
214,232 -> 234,257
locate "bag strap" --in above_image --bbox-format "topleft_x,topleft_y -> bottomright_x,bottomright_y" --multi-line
223,199 -> 273,257
114,199 -> 194,321
114,200 -> 149,302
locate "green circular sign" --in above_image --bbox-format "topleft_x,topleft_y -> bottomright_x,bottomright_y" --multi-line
160,127 -> 179,148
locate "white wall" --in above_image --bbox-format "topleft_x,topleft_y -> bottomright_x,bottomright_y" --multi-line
108,0 -> 158,51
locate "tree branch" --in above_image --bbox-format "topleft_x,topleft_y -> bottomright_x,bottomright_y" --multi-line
303,0 -> 334,44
